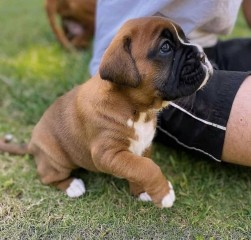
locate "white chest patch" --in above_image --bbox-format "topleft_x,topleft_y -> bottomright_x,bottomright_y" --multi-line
127,112 -> 155,156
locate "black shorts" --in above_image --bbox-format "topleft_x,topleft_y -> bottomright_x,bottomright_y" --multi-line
155,38 -> 251,161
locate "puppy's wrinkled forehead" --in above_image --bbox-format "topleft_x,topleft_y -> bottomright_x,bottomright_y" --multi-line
118,17 -> 187,48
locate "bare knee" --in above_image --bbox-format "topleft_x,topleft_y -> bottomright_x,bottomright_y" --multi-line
222,75 -> 251,166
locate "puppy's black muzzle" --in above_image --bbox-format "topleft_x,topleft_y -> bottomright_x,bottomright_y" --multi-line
162,45 -> 208,101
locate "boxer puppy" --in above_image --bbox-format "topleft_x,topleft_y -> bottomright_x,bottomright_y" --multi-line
45,0 -> 96,50
0,17 -> 212,208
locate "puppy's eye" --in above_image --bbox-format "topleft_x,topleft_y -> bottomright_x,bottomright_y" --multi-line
160,41 -> 171,54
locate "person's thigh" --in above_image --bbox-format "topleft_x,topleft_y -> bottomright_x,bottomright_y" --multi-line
155,70 -> 250,162
205,38 -> 251,71
222,75 -> 251,166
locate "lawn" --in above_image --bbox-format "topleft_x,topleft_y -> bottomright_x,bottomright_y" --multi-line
0,1 -> 251,239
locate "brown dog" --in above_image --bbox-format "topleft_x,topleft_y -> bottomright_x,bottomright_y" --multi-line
0,17 -> 212,208
45,0 -> 96,50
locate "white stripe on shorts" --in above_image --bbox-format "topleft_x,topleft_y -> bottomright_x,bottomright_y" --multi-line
157,126 -> 222,162
169,102 -> 226,131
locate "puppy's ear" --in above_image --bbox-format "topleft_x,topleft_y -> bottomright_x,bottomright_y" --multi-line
99,37 -> 141,87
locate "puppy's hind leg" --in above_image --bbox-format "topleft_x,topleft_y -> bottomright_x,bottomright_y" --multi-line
34,149 -> 86,198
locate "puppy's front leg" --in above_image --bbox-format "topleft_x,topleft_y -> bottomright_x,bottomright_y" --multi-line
92,148 -> 175,208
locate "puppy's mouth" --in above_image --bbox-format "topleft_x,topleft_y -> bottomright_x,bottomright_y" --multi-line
62,19 -> 85,39
161,46 -> 213,101
180,51 -> 205,85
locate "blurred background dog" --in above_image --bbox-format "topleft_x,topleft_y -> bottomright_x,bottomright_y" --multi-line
45,0 -> 96,51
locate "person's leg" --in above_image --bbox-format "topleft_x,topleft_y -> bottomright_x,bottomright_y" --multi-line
202,39 -> 251,165
204,38 -> 251,71
222,75 -> 251,166
155,70 -> 250,162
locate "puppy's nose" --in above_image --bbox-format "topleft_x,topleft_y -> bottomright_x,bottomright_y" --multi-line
196,52 -> 206,64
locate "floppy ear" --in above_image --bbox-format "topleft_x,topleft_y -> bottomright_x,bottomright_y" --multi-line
99,36 -> 141,88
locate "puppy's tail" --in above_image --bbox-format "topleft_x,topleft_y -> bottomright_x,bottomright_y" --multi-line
44,0 -> 74,51
0,134 -> 29,156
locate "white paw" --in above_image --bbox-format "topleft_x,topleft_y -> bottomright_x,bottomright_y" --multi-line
66,178 -> 86,198
138,192 -> 152,202
161,182 -> 175,208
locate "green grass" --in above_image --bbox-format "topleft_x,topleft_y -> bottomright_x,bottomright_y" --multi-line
1,1 -> 251,239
